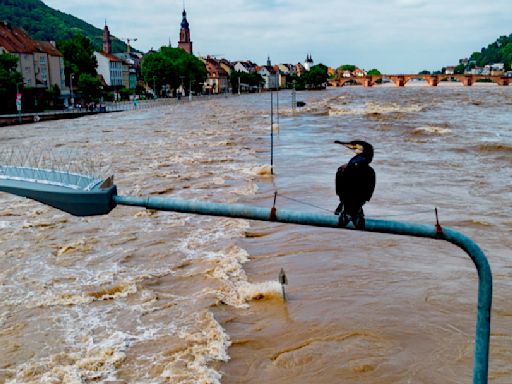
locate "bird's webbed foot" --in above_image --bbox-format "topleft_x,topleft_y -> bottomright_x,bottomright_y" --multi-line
338,213 -> 350,227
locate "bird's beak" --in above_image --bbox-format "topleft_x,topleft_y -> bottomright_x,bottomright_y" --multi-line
334,140 -> 361,152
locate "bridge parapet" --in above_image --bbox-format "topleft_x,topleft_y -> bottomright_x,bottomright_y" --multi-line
329,73 -> 510,87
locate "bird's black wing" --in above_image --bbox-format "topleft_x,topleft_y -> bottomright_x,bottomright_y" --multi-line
364,166 -> 376,202
335,164 -> 348,198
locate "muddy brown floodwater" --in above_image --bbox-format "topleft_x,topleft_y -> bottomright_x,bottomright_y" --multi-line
0,84 -> 511,384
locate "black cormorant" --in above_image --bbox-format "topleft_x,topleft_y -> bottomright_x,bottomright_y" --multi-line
334,140 -> 376,229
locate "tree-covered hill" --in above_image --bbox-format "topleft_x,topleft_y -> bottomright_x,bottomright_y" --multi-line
0,0 -> 129,53
470,34 -> 512,70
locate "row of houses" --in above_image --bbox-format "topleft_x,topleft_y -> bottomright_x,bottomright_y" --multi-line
0,21 -> 143,104
445,58 -> 511,76
0,21 -> 65,91
1,12 -> 325,105
199,55 -> 316,93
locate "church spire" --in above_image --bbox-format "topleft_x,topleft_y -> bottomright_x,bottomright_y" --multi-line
178,8 -> 192,54
103,22 -> 112,54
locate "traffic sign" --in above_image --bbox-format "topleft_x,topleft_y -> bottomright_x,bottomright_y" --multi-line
16,93 -> 22,111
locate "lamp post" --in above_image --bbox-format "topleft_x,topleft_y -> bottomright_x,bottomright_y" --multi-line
70,73 -> 75,108
179,76 -> 184,100
276,72 -> 279,128
189,79 -> 192,101
153,76 -> 157,99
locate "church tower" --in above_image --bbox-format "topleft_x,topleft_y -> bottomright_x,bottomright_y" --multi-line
304,54 -> 314,71
178,9 -> 193,54
103,22 -> 112,54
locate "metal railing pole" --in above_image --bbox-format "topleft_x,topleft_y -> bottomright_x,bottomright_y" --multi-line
113,194 -> 491,384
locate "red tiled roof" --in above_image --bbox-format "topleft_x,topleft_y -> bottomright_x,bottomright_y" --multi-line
0,22 -> 62,56
36,40 -> 63,57
97,51 -> 122,62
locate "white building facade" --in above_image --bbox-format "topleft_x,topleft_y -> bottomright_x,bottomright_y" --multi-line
95,52 -> 123,87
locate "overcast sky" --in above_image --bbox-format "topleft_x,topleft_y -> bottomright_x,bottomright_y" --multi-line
43,0 -> 510,73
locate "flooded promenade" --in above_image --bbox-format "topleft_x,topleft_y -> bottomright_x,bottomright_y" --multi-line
0,84 -> 511,383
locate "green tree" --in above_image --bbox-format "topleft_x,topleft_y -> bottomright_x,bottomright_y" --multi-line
0,0 -> 129,53
142,47 -> 207,96
454,64 -> 465,74
230,71 -> 264,93
367,68 -> 381,75
288,73 -> 305,90
141,51 -> 177,96
418,70 -> 431,74
77,73 -> 102,102
337,64 -> 356,72
469,33 -> 512,70
302,64 -> 328,89
57,34 -> 97,86
0,53 -> 24,113
501,42 -> 512,71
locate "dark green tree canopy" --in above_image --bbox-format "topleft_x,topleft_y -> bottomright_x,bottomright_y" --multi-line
0,53 -> 24,113
289,64 -> 328,90
302,64 -> 328,89
229,71 -> 264,92
77,73 -> 102,102
367,68 -> 381,75
141,47 -> 206,95
469,34 -> 512,71
337,64 -> 356,72
0,0 -> 128,52
57,34 -> 98,85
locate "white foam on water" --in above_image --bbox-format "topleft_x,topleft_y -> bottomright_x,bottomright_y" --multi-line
0,220 -> 11,228
329,101 -> 424,116
6,331 -> 129,384
0,96 -> 287,383
161,311 -> 231,384
413,126 -> 452,135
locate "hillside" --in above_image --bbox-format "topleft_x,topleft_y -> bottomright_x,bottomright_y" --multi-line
0,0 -> 129,52
470,33 -> 512,70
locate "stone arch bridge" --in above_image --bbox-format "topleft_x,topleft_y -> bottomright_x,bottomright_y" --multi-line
329,74 -> 510,87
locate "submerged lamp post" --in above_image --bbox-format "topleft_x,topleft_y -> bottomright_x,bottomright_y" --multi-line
270,90 -> 274,175
0,172 -> 492,384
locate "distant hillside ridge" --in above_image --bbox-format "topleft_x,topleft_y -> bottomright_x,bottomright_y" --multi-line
470,33 -> 512,70
0,0 -> 130,53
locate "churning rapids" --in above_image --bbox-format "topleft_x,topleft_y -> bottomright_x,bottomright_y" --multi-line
0,83 -> 511,384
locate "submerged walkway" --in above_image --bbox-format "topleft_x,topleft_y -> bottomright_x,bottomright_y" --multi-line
0,94 -> 228,127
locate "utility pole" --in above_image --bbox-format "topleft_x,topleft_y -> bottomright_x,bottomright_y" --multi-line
276,81 -> 279,129
270,90 -> 274,175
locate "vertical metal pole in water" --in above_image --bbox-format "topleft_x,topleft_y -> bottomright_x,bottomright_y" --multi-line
292,81 -> 297,113
270,91 -> 274,175
276,89 -> 279,129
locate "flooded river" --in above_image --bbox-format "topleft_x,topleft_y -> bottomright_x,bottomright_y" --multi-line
0,83 -> 511,383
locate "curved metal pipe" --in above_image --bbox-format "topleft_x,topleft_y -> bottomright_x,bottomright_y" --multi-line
114,195 -> 492,384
